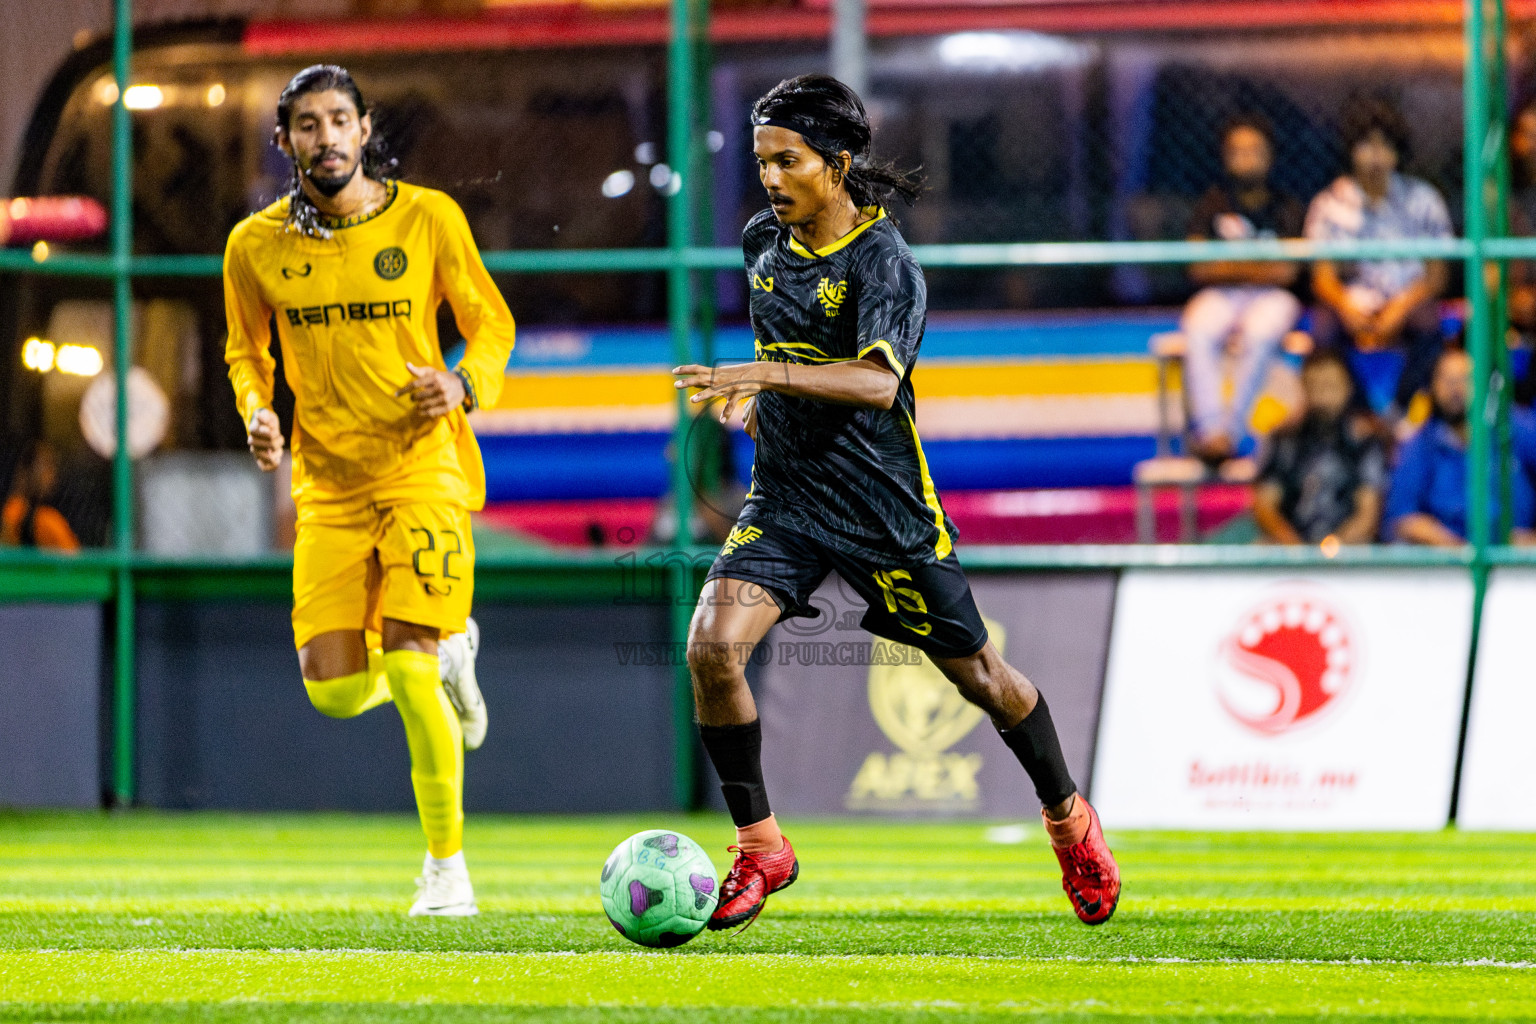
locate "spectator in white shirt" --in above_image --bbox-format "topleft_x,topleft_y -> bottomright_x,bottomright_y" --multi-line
1181,114 -> 1306,464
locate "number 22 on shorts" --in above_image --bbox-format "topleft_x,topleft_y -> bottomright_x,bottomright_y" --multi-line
409,527 -> 462,596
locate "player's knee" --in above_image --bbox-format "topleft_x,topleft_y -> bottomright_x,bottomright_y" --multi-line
951,667 -> 1001,708
943,653 -> 1015,712
686,638 -> 741,690
304,673 -> 369,719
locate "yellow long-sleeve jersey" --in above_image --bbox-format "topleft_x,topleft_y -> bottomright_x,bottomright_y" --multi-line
224,181 -> 515,514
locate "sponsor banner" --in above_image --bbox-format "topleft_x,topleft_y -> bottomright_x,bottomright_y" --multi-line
1093,570 -> 1471,829
1458,569 -> 1536,830
756,572 -> 1116,817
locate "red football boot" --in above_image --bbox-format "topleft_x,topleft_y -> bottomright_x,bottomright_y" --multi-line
707,836 -> 799,931
1045,799 -> 1120,925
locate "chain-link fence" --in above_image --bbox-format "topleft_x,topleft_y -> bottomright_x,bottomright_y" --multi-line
0,14 -> 1518,551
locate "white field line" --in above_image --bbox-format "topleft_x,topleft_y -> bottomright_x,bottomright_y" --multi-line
19,949 -> 1536,969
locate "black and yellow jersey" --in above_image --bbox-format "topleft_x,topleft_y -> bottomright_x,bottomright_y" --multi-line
739,206 -> 957,566
224,180 -> 515,514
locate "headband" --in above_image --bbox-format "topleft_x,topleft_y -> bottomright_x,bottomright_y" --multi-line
752,115 -> 857,160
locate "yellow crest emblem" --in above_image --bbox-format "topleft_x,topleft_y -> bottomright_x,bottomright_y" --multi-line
720,525 -> 762,557
866,616 -> 1003,757
846,614 -> 1004,809
753,275 -> 774,292
817,278 -> 847,317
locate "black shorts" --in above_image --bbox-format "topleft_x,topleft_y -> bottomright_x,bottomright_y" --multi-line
703,521 -> 990,660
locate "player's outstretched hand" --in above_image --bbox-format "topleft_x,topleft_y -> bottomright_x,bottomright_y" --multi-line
398,363 -> 467,420
674,362 -> 779,426
246,407 -> 284,472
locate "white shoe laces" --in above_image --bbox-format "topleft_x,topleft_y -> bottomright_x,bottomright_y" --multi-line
415,861 -> 469,908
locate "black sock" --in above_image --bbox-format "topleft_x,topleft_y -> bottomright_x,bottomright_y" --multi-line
997,694 -> 1077,809
698,720 -> 772,827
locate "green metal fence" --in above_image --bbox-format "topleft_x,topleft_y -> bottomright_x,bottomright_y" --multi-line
0,0 -> 1529,809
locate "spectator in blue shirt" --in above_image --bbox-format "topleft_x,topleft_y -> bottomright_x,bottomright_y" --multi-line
1386,348 -> 1536,545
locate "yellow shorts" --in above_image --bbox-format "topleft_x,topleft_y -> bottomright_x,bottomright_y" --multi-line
291,502 -> 475,651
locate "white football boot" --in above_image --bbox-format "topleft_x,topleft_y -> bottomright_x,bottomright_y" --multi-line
409,852 -> 478,917
439,617 -> 487,751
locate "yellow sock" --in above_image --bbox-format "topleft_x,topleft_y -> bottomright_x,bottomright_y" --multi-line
384,648 -> 464,859
303,649 -> 392,718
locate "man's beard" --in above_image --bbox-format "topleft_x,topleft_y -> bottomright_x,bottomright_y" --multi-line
1302,408 -> 1342,433
1438,405 -> 1468,428
304,156 -> 359,198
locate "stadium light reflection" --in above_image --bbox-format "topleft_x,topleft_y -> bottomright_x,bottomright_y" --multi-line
122,85 -> 164,110
21,337 -> 56,373
602,169 -> 635,198
55,344 -> 104,377
936,31 -> 1090,71
207,83 -> 227,107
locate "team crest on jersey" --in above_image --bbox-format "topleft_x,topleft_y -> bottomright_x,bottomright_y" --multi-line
374,247 -> 408,281
817,278 -> 847,317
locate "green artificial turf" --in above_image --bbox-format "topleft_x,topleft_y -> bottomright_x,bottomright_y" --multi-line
0,812 -> 1532,1021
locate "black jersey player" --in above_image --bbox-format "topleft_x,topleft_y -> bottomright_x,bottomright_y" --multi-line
673,75 -> 1121,931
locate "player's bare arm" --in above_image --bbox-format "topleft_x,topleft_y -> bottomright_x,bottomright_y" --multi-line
673,355 -> 899,422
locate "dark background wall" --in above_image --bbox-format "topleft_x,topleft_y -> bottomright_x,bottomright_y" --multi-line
2,574 -> 1116,814
134,599 -> 677,812
0,602 -> 102,808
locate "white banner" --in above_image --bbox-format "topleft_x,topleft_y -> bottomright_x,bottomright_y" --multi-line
1092,570 -> 1472,829
1458,569 -> 1536,830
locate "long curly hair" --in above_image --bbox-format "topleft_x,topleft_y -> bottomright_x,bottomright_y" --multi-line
275,64 -> 395,238
751,74 -> 923,209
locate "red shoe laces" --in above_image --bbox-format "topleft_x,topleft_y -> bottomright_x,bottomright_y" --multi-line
1067,842 -> 1107,882
719,845 -> 763,900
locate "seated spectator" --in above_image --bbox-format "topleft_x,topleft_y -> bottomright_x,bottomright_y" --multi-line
1253,350 -> 1386,546
1,439 -> 80,552
1181,113 -> 1305,464
1307,97 -> 1452,415
1385,347 -> 1536,546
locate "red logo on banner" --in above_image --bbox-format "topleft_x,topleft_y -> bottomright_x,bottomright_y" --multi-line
1216,590 -> 1353,735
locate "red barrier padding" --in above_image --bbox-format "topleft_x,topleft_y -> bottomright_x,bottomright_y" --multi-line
0,197 -> 108,247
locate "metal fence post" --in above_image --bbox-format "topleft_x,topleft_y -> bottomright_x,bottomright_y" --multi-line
1492,0 -> 1514,544
1452,0 -> 1506,823
667,0 -> 705,810
110,0 -> 136,808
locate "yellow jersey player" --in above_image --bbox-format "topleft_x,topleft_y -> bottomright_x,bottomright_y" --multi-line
223,65 -> 515,916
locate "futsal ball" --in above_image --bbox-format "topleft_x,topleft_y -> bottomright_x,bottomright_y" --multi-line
600,829 -> 718,947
